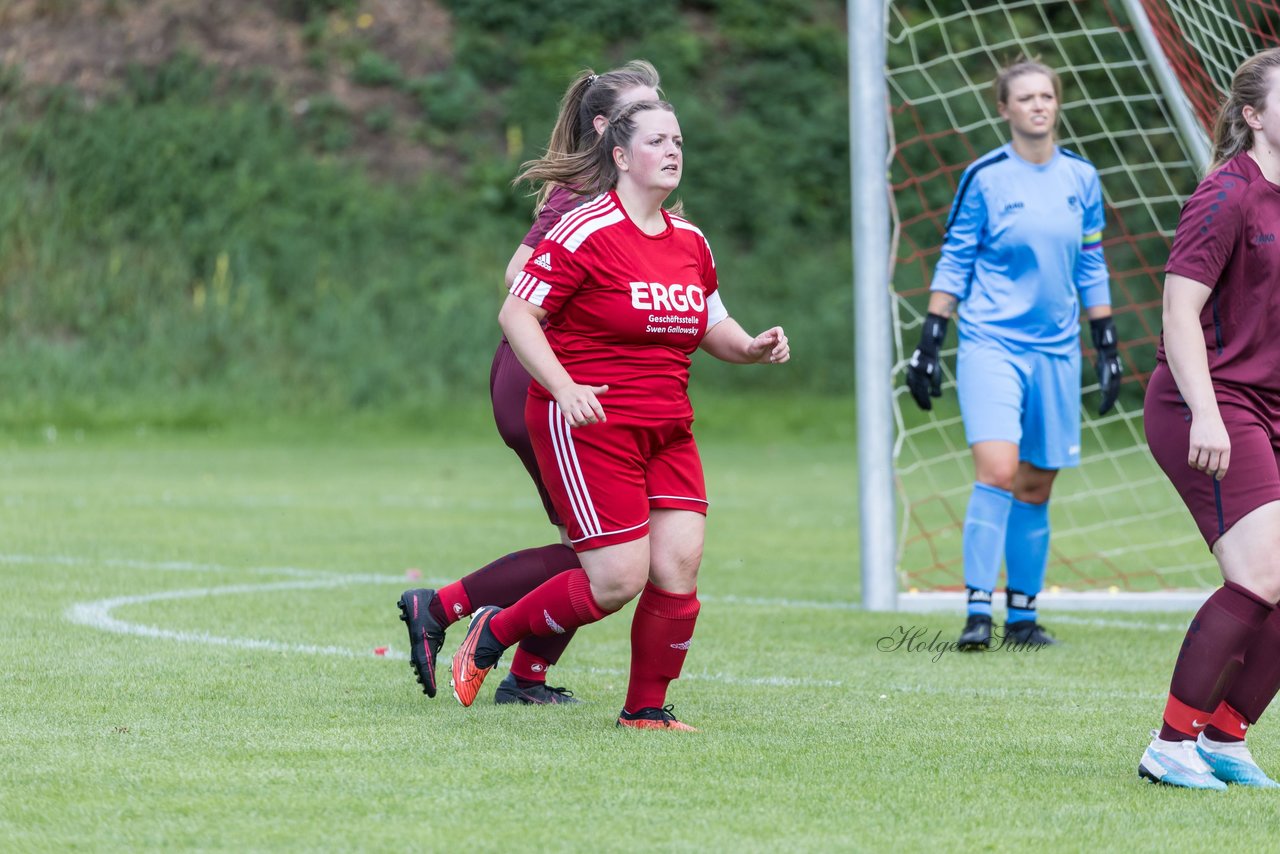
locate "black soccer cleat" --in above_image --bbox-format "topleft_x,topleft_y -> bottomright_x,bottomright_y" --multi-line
957,614 -> 993,651
493,672 -> 581,705
397,588 -> 446,698
1004,619 -> 1058,646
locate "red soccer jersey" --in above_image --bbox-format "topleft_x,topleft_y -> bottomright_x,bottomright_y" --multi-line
510,191 -> 726,422
1161,151 -> 1280,391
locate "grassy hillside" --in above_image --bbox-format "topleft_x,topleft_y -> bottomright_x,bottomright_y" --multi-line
0,0 -> 853,426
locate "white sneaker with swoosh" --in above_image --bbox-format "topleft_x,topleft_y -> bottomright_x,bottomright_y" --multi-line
1139,731 -> 1227,790
1197,732 -> 1280,788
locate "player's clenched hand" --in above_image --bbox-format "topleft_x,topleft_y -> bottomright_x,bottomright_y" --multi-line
906,313 -> 948,411
555,384 -> 609,427
1188,411 -> 1230,480
748,327 -> 789,364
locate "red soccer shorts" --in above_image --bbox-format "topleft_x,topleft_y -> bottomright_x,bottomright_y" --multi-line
525,397 -> 708,550
1145,363 -> 1280,548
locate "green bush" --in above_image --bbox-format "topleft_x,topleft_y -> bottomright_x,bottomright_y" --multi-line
351,50 -> 403,88
0,2 -> 874,425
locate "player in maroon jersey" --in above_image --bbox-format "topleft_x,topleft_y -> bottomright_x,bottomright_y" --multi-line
450,100 -> 789,729
397,62 -> 660,706
1140,48 -> 1280,789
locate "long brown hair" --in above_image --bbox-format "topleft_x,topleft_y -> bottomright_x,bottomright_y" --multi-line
515,60 -> 661,212
1209,47 -> 1280,173
516,100 -> 678,202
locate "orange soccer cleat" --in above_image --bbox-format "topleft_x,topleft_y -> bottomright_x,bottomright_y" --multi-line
450,606 -> 503,707
616,704 -> 699,732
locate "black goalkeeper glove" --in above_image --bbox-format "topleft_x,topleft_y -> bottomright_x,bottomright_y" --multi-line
1090,316 -> 1122,415
906,312 -> 949,411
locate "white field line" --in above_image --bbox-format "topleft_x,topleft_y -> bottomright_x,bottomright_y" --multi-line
45,551 -> 1191,691
58,565 -> 850,689
64,576 -> 416,659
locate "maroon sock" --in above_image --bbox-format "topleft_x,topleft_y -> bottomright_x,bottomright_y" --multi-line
1206,605 -> 1280,742
432,543 -> 579,626
1159,581 -> 1273,740
488,568 -> 610,647
624,583 -> 701,714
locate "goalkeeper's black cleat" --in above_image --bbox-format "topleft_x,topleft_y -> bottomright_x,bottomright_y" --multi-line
494,672 -> 581,705
957,614 -> 993,651
1004,620 -> 1058,646
398,588 -> 446,698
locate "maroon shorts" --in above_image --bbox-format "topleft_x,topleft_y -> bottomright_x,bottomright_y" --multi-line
490,339 -> 561,526
524,396 -> 708,551
1145,363 -> 1280,548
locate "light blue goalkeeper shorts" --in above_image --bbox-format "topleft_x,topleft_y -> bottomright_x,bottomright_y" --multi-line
956,338 -> 1081,470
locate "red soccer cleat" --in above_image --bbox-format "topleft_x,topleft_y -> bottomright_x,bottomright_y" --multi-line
450,606 -> 502,707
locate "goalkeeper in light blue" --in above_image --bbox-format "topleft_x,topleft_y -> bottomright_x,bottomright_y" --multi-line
905,58 -> 1122,650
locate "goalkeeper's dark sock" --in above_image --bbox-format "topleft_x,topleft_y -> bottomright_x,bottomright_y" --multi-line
962,482 -> 1012,617
1206,607 -> 1280,742
1158,582 -> 1272,740
1004,497 -> 1049,623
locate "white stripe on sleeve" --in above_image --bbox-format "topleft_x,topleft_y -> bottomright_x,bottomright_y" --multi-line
706,291 -> 728,329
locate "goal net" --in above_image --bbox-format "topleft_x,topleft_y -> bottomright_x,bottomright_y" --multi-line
885,0 -> 1270,602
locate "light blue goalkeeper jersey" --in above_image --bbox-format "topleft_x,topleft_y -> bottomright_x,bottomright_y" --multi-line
930,142 -> 1111,355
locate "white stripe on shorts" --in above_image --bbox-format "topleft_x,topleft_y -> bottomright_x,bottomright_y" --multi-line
547,401 -> 602,537
569,518 -> 650,545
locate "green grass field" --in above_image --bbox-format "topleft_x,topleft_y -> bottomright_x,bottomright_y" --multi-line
0,406 -> 1268,851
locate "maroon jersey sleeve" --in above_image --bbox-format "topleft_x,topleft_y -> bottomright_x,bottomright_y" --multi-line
1165,169 -> 1248,289
520,186 -> 585,248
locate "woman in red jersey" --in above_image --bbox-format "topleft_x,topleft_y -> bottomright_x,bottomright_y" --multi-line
1140,48 -> 1280,789
397,62 -> 660,706
451,100 -> 790,729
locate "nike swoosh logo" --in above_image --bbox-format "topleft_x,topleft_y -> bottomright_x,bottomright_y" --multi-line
1192,719 -> 1208,728
1240,722 -> 1249,732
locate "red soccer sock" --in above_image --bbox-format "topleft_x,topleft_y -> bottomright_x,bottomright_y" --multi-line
431,580 -> 472,627
433,544 -> 579,627
488,568 -> 610,648
1206,605 -> 1280,741
1204,701 -> 1251,744
509,646 -> 553,684
1159,581 -> 1273,740
624,582 -> 701,714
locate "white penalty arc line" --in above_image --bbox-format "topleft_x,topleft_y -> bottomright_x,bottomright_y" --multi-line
65,575 -> 418,660
32,551 -> 1198,627
50,550 -> 1191,687
61,570 -> 848,689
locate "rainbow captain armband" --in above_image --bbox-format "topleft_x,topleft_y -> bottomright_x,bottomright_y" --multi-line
1081,230 -> 1103,252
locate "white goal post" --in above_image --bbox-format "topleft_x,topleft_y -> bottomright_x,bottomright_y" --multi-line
852,0 -> 1234,612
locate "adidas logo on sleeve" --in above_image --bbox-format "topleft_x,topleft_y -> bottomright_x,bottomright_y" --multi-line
533,252 -> 553,271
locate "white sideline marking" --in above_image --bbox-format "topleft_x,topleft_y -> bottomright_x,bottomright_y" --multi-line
2,552 -> 330,577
